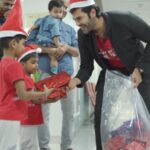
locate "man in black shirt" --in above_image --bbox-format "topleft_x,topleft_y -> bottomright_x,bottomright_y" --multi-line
68,0 -> 150,149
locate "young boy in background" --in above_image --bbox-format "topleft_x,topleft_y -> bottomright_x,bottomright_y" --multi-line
27,0 -> 64,74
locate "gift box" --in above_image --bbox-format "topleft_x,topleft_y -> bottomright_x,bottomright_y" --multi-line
35,71 -> 70,102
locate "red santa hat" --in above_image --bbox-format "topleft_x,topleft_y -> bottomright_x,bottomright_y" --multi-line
18,44 -> 42,62
0,0 -> 27,38
69,0 -> 95,10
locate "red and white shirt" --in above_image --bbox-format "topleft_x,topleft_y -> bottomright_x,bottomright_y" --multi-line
0,57 -> 28,120
97,37 -> 125,68
21,75 -> 43,125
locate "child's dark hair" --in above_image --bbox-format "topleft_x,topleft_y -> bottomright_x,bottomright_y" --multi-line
20,53 -> 38,62
48,0 -> 64,11
0,34 -> 26,60
70,5 -> 101,18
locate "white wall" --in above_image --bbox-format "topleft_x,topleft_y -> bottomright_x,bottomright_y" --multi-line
22,0 -> 49,14
101,0 -> 150,24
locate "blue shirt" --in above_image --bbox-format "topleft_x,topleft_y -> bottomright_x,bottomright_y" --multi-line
27,18 -> 42,44
27,15 -> 60,47
36,15 -> 60,46
58,20 -> 78,75
38,20 -> 78,75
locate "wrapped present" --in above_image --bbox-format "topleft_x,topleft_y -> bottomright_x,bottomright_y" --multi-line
35,71 -> 70,102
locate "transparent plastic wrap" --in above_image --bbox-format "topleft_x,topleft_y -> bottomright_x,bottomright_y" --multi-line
101,70 -> 150,150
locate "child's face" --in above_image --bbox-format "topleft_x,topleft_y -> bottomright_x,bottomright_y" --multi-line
50,6 -> 63,19
14,39 -> 26,58
22,56 -> 39,75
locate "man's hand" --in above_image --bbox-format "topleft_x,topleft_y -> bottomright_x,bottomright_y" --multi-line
68,78 -> 81,90
55,44 -> 68,59
40,46 -> 58,56
131,68 -> 142,88
61,44 -> 70,51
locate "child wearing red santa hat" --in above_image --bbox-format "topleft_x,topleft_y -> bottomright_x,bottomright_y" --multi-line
17,44 -> 45,150
0,0 -> 54,149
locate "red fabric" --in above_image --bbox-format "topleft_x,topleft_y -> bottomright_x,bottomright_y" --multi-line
21,75 -> 43,125
35,71 -> 70,103
105,136 -> 150,150
97,37 -> 125,68
105,135 -> 126,150
0,57 -> 27,121
125,141 -> 145,150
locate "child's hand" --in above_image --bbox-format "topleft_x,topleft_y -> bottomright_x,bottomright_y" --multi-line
48,48 -> 58,56
43,85 -> 54,100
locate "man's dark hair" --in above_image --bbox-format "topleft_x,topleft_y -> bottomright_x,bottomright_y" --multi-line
0,34 -> 26,59
48,0 -> 64,11
20,53 -> 38,62
70,5 -> 101,18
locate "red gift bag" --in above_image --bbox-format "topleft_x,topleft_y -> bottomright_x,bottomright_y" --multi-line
35,71 -> 70,103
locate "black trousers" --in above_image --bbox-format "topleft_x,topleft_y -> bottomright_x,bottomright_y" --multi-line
94,70 -> 150,150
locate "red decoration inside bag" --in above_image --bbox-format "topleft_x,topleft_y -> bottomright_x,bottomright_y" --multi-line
125,141 -> 146,150
105,135 -> 126,150
35,71 -> 71,102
